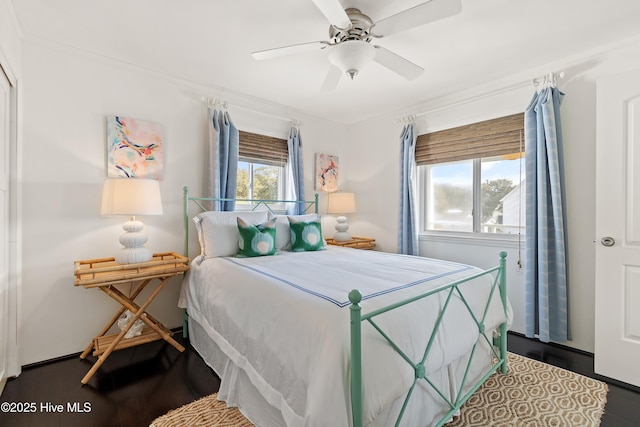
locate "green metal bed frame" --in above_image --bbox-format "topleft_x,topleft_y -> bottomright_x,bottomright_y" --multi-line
183,186 -> 319,257
182,187 -> 508,427
349,251 -> 508,427
182,187 -> 319,336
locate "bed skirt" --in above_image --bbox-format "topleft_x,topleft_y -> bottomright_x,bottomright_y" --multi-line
188,308 -> 494,427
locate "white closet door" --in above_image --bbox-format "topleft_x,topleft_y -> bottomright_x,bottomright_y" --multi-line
0,65 -> 10,393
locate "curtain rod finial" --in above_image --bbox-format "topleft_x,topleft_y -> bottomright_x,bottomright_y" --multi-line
398,115 -> 416,124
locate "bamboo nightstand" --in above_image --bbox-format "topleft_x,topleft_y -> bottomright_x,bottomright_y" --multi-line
325,236 -> 376,250
74,252 -> 189,384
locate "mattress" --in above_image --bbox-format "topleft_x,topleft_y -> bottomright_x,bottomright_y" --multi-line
180,247 -> 510,426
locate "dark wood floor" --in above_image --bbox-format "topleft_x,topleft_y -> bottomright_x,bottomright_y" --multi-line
0,332 -> 220,427
507,332 -> 640,427
1,331 -> 639,426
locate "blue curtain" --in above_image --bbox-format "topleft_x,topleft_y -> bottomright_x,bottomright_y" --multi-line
524,86 -> 571,343
207,107 -> 238,211
286,127 -> 305,215
398,123 -> 418,255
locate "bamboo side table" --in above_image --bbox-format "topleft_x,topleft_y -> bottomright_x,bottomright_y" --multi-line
74,252 -> 189,385
325,236 -> 376,250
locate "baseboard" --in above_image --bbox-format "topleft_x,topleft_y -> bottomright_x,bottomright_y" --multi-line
21,326 -> 185,371
507,331 -> 594,358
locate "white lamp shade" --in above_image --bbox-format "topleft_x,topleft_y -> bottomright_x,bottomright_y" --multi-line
101,178 -> 162,264
328,40 -> 375,78
327,192 -> 357,214
101,178 -> 163,216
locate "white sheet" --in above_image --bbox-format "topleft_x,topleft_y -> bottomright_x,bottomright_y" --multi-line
180,247 -> 509,427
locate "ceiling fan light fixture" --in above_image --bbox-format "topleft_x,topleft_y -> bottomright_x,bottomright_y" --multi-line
328,40 -> 375,80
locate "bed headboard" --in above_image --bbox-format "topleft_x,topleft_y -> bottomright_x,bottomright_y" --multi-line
182,186 -> 319,257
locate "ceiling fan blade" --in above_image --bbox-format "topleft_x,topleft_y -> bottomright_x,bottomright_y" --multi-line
311,0 -> 352,29
252,41 -> 329,61
373,46 -> 424,80
321,65 -> 342,91
373,0 -> 462,37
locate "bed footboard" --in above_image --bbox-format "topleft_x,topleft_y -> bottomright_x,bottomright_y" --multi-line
349,251 -> 508,427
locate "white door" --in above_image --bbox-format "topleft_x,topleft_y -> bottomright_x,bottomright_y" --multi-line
595,68 -> 640,387
0,65 -> 10,392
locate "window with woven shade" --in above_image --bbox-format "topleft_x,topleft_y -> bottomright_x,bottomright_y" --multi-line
415,113 -> 524,166
418,113 -> 526,235
236,131 -> 288,204
239,131 -> 288,167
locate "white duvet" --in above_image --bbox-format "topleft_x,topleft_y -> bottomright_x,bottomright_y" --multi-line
180,247 -> 509,427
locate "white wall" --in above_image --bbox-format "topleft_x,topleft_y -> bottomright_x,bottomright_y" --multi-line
0,0 -> 21,77
346,37 -> 640,353
19,40 -> 348,365
17,24 -> 640,362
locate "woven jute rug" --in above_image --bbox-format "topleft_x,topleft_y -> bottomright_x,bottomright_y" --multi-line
150,394 -> 252,427
150,352 -> 608,427
448,352 -> 608,426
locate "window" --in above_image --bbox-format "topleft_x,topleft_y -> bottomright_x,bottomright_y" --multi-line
425,159 -> 473,232
480,155 -> 524,234
417,113 -> 525,235
236,131 -> 288,209
236,160 -> 284,201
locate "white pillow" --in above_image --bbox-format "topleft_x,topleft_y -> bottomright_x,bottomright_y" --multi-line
270,213 -> 320,251
194,210 -> 269,259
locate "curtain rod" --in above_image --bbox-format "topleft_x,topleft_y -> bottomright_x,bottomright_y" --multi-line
202,96 -> 228,110
201,96 -> 302,127
398,115 -> 416,124
532,71 -> 565,88
398,70 -> 567,123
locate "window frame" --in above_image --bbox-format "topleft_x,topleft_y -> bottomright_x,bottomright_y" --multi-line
235,159 -> 287,212
417,113 -> 525,241
419,158 -> 524,240
234,130 -> 290,212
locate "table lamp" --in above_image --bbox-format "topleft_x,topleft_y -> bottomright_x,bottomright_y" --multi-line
101,178 -> 163,264
327,191 -> 357,241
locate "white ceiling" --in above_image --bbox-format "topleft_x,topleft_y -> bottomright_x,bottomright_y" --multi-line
11,0 -> 640,124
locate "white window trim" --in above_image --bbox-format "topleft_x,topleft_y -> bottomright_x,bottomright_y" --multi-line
417,162 -> 524,241
419,230 -> 522,249
235,159 -> 288,212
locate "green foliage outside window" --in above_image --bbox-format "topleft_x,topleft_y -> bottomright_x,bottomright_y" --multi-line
481,179 -> 515,222
253,166 -> 279,200
237,163 -> 280,201
433,179 -> 514,221
237,169 -> 248,199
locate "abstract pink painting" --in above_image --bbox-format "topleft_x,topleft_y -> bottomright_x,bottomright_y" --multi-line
107,116 -> 164,179
315,153 -> 339,192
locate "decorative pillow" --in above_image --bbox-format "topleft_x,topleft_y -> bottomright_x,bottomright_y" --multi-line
193,210 -> 269,259
271,213 -> 320,251
236,217 -> 277,257
288,217 -> 325,252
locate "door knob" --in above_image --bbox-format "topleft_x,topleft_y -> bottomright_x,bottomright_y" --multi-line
601,236 -> 615,247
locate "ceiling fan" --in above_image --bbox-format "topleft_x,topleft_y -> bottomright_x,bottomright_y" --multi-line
251,0 -> 462,90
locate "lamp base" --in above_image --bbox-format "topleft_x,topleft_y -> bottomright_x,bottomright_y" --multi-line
333,216 -> 352,242
115,247 -> 153,265
115,218 -> 153,264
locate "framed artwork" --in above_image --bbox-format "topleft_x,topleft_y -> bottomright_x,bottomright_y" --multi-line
315,153 -> 339,192
107,116 -> 164,179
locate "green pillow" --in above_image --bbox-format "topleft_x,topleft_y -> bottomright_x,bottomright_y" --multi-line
288,217 -> 325,252
237,217 -> 277,257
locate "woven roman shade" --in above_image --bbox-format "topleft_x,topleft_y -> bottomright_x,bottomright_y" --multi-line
239,130 -> 288,167
415,113 -> 524,166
